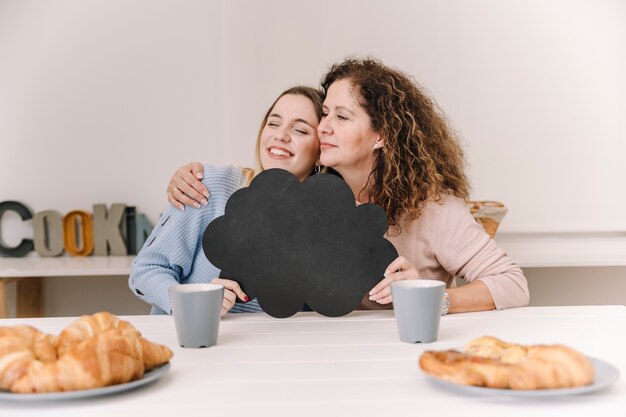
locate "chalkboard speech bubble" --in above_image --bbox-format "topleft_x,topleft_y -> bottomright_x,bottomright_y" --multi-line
202,169 -> 398,318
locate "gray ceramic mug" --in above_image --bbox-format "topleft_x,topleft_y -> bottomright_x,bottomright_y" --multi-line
169,283 -> 224,348
391,280 -> 445,343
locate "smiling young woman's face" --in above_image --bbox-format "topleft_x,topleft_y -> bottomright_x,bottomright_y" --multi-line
259,94 -> 320,181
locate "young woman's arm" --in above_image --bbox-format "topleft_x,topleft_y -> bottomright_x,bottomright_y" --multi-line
129,204 -> 211,314
131,165 -> 249,314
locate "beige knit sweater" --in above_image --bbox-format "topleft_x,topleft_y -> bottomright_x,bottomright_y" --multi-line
385,194 -> 529,310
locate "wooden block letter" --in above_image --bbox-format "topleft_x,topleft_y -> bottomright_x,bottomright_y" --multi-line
134,213 -> 154,251
124,206 -> 137,255
63,210 -> 94,256
0,201 -> 34,257
92,204 -> 127,256
33,210 -> 64,257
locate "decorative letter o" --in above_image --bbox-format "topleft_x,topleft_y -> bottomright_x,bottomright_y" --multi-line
63,210 -> 94,256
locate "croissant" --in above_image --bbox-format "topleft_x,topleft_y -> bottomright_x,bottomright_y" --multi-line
509,345 -> 594,389
56,311 -> 172,370
11,328 -> 145,393
2,312 -> 172,393
138,337 -> 173,371
55,312 -> 137,355
0,326 -> 57,390
419,336 -> 594,390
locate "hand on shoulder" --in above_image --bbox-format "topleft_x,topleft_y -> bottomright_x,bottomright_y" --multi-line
167,162 -> 209,210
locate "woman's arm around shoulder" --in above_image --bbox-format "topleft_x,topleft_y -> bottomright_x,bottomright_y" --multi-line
167,163 -> 248,210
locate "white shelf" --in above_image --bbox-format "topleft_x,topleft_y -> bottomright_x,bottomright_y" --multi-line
495,231 -> 626,268
2,231 -> 625,278
0,254 -> 134,278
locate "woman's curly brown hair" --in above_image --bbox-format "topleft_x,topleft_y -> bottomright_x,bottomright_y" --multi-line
321,58 -> 470,227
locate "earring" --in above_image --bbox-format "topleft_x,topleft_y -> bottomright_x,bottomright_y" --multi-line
373,143 -> 382,150
314,165 -> 321,175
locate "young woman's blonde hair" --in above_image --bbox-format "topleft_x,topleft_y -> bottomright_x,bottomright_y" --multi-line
241,86 -> 324,186
321,58 -> 470,227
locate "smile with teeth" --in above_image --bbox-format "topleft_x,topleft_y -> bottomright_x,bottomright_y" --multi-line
268,147 -> 293,157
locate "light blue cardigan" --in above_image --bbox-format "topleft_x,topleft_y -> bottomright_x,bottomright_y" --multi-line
129,165 -> 262,314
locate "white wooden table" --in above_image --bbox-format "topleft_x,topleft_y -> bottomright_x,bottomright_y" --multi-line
0,306 -> 624,416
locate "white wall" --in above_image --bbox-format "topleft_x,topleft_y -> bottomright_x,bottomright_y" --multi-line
2,0 -> 625,233
0,0 -> 224,231
1,0 -> 625,315
220,0 -> 626,233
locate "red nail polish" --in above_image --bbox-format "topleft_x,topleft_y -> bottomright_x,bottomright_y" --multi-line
243,296 -> 250,302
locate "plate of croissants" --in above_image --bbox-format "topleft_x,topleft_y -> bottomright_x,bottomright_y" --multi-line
419,336 -> 619,397
0,312 -> 173,401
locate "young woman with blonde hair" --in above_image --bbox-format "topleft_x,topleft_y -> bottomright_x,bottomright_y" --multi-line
130,86 -> 324,316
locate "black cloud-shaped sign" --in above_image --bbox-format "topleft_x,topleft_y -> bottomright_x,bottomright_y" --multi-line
203,169 -> 398,318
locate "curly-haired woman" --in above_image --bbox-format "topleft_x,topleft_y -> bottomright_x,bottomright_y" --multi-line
167,58 -> 529,314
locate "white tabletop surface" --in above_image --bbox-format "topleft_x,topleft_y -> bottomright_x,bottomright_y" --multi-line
1,306 -> 624,417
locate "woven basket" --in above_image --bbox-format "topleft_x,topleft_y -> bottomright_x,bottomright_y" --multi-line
467,201 -> 507,238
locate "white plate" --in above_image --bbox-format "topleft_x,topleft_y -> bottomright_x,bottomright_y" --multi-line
0,362 -> 170,402
423,356 -> 619,397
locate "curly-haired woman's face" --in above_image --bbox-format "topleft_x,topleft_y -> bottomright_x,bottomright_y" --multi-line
318,79 -> 381,174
